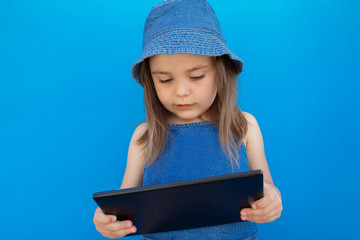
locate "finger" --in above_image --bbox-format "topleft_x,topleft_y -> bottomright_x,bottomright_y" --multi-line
248,196 -> 279,217
241,196 -> 276,219
243,201 -> 282,223
102,220 -> 134,232
240,207 -> 253,216
240,197 -> 272,217
103,226 -> 137,238
252,191 -> 277,210
112,226 -> 137,237
246,207 -> 282,223
94,208 -> 117,224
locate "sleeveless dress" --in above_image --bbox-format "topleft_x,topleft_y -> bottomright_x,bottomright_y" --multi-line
142,121 -> 258,240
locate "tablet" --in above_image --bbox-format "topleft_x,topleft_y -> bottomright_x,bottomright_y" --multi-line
93,169 -> 263,236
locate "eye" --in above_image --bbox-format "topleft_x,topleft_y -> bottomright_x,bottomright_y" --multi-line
159,78 -> 172,83
190,75 -> 205,80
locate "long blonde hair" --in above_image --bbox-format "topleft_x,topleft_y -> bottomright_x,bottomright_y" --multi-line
137,54 -> 248,168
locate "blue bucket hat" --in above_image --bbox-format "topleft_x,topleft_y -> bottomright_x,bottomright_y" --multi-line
131,0 -> 243,85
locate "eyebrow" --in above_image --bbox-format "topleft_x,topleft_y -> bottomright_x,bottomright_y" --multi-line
151,65 -> 210,75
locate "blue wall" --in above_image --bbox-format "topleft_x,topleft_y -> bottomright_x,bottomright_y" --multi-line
1,0 -> 359,239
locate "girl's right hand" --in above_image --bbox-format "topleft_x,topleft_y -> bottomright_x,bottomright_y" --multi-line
93,207 -> 137,238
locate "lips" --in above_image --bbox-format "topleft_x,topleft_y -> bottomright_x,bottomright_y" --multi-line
175,104 -> 194,110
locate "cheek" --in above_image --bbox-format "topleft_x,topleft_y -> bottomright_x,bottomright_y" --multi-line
206,72 -> 217,96
205,80 -> 218,101
209,86 -> 218,103
154,86 -> 170,106
197,84 -> 217,107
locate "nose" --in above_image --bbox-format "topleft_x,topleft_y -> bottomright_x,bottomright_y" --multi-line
175,80 -> 190,97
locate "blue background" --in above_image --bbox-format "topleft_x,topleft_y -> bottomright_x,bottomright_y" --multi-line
1,0 -> 359,239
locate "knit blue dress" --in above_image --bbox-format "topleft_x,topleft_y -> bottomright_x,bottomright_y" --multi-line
142,121 -> 258,240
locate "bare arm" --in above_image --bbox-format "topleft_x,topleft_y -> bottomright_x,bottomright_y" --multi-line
241,112 -> 283,223
93,123 -> 147,238
243,112 -> 273,185
120,123 -> 147,189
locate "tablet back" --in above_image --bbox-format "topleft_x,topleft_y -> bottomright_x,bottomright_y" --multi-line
93,170 -> 263,236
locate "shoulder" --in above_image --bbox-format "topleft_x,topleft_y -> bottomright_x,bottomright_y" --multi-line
128,122 -> 148,156
131,122 -> 148,142
242,112 -> 262,147
241,112 -> 274,184
242,112 -> 258,126
121,122 -> 148,189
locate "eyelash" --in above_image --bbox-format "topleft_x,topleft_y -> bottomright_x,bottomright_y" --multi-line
191,75 -> 205,80
160,75 -> 205,83
160,79 -> 172,83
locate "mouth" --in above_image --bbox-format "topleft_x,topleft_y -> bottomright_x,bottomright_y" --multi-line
175,104 -> 195,110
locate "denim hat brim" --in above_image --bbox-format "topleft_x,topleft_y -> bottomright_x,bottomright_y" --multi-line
131,28 -> 243,86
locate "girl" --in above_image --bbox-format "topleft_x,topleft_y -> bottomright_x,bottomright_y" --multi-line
93,0 -> 283,239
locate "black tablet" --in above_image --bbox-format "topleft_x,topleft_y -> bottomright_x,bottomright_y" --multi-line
93,169 -> 263,236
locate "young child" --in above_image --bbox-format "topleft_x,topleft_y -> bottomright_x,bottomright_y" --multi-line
93,0 -> 283,239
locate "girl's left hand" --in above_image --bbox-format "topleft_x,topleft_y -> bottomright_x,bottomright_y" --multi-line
240,182 -> 283,223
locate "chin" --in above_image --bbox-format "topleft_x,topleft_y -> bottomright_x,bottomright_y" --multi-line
172,116 -> 203,124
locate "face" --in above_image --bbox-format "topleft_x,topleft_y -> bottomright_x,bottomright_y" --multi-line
149,54 -> 217,124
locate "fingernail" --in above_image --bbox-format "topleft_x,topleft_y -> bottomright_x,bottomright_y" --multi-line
112,217 -> 117,222
126,221 -> 132,227
253,204 -> 257,209
241,211 -> 247,216
131,227 -> 137,233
